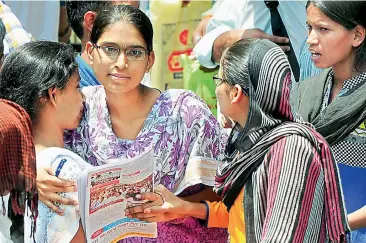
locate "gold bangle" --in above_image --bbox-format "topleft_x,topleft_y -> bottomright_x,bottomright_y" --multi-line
169,217 -> 188,225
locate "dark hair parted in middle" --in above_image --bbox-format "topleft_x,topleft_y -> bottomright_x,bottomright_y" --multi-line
307,0 -> 366,70
0,41 -> 78,122
90,4 -> 153,53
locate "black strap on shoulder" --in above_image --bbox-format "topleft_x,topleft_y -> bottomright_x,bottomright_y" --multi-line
265,0 -> 300,82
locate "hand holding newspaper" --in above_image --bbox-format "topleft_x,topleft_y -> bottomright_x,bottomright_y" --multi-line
77,149 -> 157,243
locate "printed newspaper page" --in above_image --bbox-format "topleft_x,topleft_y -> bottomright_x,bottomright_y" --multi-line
78,149 -> 157,243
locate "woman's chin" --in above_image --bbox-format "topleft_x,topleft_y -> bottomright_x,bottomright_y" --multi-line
312,61 -> 331,70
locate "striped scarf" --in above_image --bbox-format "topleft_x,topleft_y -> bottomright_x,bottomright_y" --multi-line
214,40 -> 349,242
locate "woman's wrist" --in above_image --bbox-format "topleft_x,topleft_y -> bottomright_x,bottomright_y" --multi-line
182,200 -> 207,220
348,206 -> 366,230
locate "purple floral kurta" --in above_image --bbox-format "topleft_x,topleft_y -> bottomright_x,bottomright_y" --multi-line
64,86 -> 228,243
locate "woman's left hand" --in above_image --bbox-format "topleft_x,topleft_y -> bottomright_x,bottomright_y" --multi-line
37,166 -> 77,215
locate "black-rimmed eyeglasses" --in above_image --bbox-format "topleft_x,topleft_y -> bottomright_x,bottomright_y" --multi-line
213,74 -> 249,95
213,74 -> 226,86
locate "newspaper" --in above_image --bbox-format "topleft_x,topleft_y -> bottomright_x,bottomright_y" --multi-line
77,149 -> 157,243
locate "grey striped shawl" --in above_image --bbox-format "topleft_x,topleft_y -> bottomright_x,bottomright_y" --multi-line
214,39 -> 349,242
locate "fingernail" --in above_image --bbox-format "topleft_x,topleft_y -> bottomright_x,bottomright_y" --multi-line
144,209 -> 151,213
124,209 -> 129,213
58,211 -> 64,216
135,194 -> 141,199
127,215 -> 132,218
73,202 -> 78,207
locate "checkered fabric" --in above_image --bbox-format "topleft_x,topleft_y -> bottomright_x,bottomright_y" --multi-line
0,2 -> 33,56
0,99 -> 37,220
321,71 -> 366,168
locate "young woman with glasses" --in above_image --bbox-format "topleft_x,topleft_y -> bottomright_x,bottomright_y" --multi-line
35,4 -> 228,243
